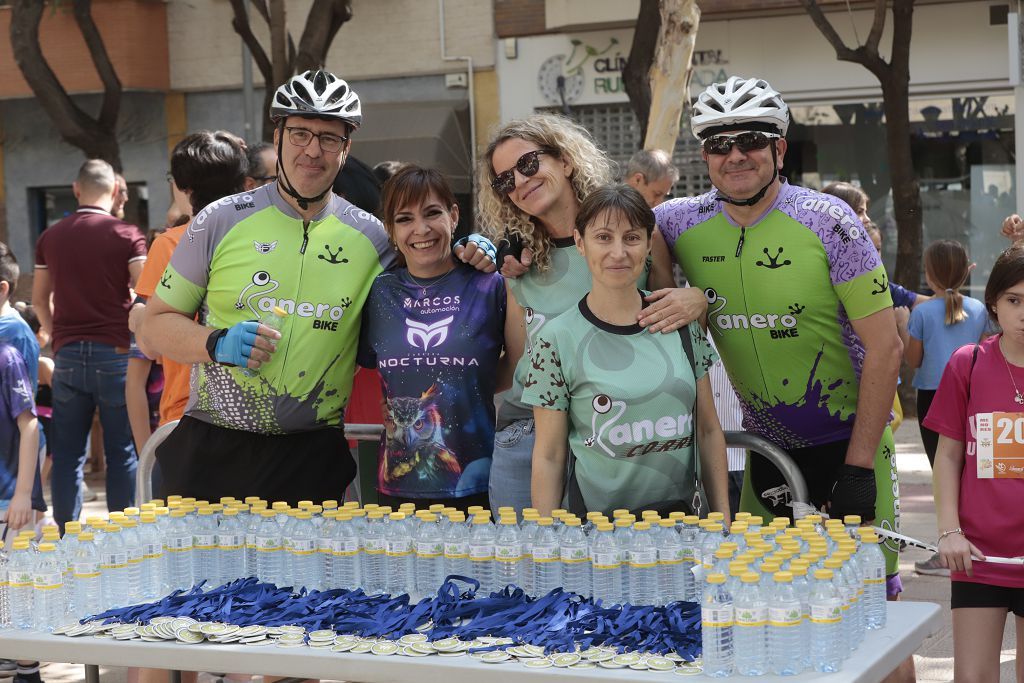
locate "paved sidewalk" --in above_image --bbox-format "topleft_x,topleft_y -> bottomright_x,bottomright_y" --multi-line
30,420 -> 1018,681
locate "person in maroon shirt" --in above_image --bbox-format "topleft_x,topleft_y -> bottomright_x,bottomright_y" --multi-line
32,159 -> 147,529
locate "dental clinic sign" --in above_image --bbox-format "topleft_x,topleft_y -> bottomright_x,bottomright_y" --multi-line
528,31 -> 728,108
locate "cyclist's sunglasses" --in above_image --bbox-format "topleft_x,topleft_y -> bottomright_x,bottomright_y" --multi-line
702,131 -> 780,156
491,149 -> 555,195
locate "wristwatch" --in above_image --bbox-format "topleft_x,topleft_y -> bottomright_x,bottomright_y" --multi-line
206,328 -> 228,363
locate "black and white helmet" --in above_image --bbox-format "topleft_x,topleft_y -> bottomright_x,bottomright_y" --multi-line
270,70 -> 362,129
691,76 -> 789,140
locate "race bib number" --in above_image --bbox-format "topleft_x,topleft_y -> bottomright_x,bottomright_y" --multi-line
976,412 -> 1024,478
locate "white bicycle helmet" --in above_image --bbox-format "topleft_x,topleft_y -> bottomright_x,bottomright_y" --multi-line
270,70 -> 362,129
691,76 -> 789,140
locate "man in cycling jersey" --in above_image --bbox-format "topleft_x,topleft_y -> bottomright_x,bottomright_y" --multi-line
654,77 -> 905,590
141,70 -> 495,504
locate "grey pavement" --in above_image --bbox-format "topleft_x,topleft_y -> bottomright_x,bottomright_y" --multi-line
28,420 -> 1017,681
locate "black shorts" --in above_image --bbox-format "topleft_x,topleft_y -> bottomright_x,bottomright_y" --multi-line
155,416 -> 356,505
748,438 -> 849,517
951,580 -> 1024,617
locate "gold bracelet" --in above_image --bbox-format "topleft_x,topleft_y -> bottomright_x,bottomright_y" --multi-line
937,527 -> 963,544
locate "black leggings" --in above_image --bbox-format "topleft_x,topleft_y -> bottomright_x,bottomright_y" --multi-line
916,389 -> 939,468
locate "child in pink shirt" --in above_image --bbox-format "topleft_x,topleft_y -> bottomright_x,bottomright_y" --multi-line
924,243 -> 1024,682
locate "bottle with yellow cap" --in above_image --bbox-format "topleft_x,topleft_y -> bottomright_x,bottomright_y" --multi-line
678,515 -> 700,601
241,305 -> 289,376
99,525 -> 128,610
192,507 -> 218,589
590,522 -> 622,605
857,529 -> 887,629
768,571 -> 803,675
468,514 -> 496,594
413,513 -> 443,600
532,517 -> 561,596
654,518 -> 684,604
360,510 -> 387,595
217,507 -> 246,587
8,540 -> 33,629
330,511 -> 360,590
734,572 -> 767,676
138,512 -> 165,599
442,511 -> 470,580
613,517 -> 635,603
519,510 -> 539,595
254,508 -> 283,588
701,573 -> 735,677
72,531 -> 102,618
32,543 -> 63,631
385,512 -> 414,596
245,502 -> 267,578
288,511 -> 320,591
493,516 -> 522,593
560,517 -> 590,598
629,521 -> 658,605
809,568 -> 843,672
118,518 -> 144,601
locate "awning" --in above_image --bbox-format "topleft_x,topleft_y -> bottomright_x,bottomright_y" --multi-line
353,100 -> 473,194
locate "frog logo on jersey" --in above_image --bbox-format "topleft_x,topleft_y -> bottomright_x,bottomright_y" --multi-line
523,307 -> 547,354
319,244 -> 349,265
871,273 -> 889,295
755,247 -> 791,270
405,315 -> 454,350
236,271 -> 280,315
584,394 -> 628,457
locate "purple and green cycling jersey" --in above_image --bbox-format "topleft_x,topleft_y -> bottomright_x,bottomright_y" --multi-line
655,181 -> 895,450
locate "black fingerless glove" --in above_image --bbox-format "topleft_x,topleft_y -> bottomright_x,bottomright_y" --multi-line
829,464 -> 876,520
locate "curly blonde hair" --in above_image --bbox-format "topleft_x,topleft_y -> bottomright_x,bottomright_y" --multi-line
476,114 -> 614,272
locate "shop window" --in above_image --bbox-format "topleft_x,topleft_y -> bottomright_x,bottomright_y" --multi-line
30,182 -> 150,237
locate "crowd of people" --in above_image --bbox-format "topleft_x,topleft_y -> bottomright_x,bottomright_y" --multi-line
0,68 -> 1020,682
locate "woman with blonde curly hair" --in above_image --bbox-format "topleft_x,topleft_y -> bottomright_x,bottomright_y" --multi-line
479,113 -> 707,516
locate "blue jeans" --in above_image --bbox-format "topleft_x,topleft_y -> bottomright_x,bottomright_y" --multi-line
488,418 -> 535,518
51,342 -> 137,528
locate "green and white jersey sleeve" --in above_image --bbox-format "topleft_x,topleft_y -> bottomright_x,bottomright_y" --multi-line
521,293 -> 717,514
157,185 -> 395,434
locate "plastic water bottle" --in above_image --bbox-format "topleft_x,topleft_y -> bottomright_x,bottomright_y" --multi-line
118,519 -> 144,602
768,571 -> 803,675
677,516 -> 699,601
0,543 -> 9,629
734,572 -> 768,676
824,557 -> 853,657
253,508 -> 283,587
835,546 -> 865,651
656,518 -> 685,604
330,512 -> 360,590
701,573 -> 734,677
414,513 -> 444,599
100,525 -> 129,610
164,509 -> 194,591
242,306 -> 288,376
190,507 -> 217,589
442,512 -> 469,581
72,532 -> 103,619
137,513 -> 165,599
858,531 -> 887,630
468,516 -> 495,595
808,568 -> 844,672
385,512 -> 414,596
360,511 -> 387,595
32,543 -> 63,632
788,559 -> 812,670
217,507 -> 246,587
532,517 -> 561,596
613,517 -> 634,603
7,540 -> 32,630
289,511 -> 320,591
590,523 -> 622,606
519,513 -> 538,596
629,522 -> 658,605
318,511 -> 336,589
493,516 -> 522,592
559,518 -> 590,598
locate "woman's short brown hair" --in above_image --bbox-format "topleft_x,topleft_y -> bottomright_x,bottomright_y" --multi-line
575,184 -> 655,238
380,165 -> 457,241
986,244 -> 1024,320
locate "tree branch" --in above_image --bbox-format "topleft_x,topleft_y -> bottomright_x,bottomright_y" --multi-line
888,0 -> 914,75
229,0 -> 273,84
249,0 -> 271,26
71,0 -> 121,131
294,0 -> 352,73
799,0 -> 888,79
864,0 -> 887,55
623,0 -> 660,143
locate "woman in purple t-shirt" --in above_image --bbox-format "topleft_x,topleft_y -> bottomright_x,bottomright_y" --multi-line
358,166 -> 518,511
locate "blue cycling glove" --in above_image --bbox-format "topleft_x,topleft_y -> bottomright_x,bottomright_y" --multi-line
212,320 -> 260,367
454,233 -> 497,262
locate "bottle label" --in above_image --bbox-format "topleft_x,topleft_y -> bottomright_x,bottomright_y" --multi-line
658,548 -> 684,565
769,604 -> 803,627
246,533 -> 257,549
73,562 -> 101,579
701,605 -> 733,627
143,543 -> 164,560
680,548 -> 695,563
318,539 -> 333,554
560,546 -> 587,564
33,572 -> 62,590
591,551 -> 620,569
495,543 -> 522,562
364,538 -> 385,555
10,570 -> 32,588
810,602 -> 842,623
102,553 -> 128,569
629,550 -> 658,568
166,536 -> 193,552
290,539 -> 317,555
193,534 -> 216,550
444,541 -> 468,559
127,548 -> 143,565
256,536 -> 281,552
532,546 -> 558,563
469,544 -> 493,562
334,539 -> 360,556
416,541 -> 443,558
386,539 -> 412,557
735,606 -> 767,627
218,534 -> 245,550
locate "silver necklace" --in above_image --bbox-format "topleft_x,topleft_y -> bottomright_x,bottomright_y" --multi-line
1001,347 -> 1024,405
407,266 -> 456,298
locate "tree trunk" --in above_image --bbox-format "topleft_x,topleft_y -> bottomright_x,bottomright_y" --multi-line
294,0 -> 353,73
644,0 -> 699,153
9,0 -> 122,169
623,0 -> 660,143
270,0 -> 288,87
881,77 -> 922,290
